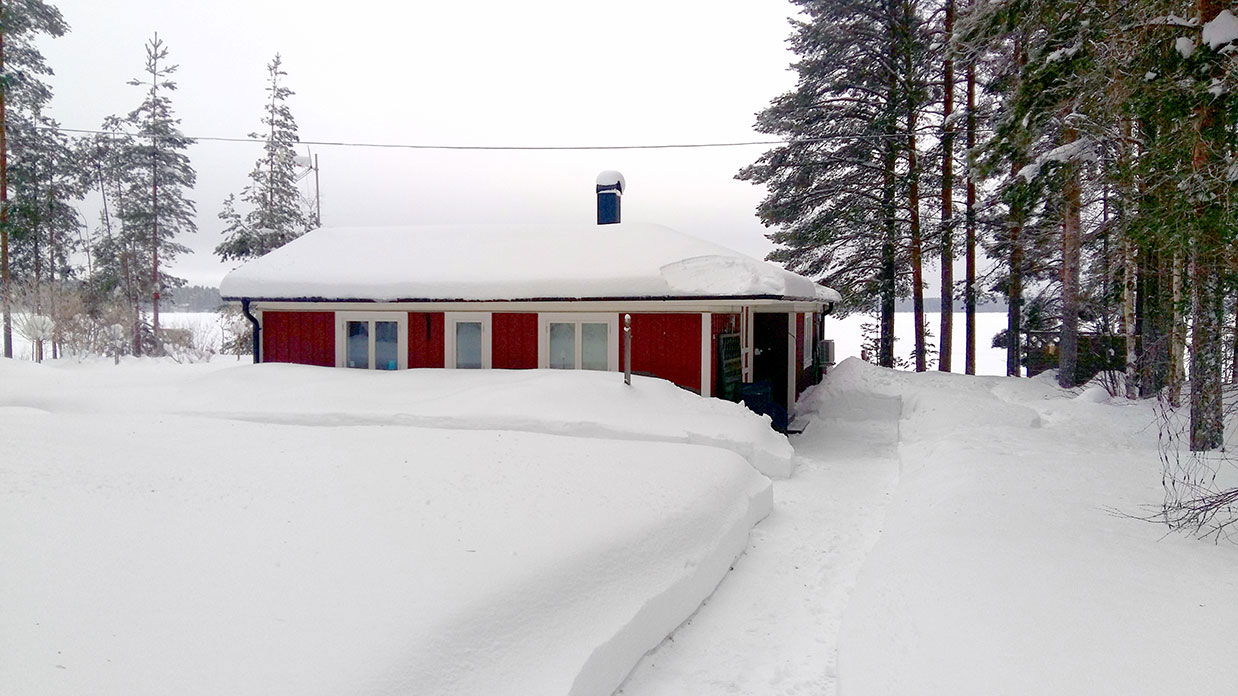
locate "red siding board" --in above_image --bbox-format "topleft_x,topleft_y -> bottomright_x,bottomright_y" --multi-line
492,313 -> 538,369
619,313 -> 702,393
408,312 -> 445,368
262,311 -> 335,367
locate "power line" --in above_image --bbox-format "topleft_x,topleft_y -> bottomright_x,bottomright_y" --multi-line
46,125 -> 929,151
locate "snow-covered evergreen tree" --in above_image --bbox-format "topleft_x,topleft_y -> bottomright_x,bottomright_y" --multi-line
0,0 -> 68,358
739,0 -> 930,368
7,111 -> 82,294
120,33 -> 197,349
215,54 -> 311,262
80,117 -> 148,353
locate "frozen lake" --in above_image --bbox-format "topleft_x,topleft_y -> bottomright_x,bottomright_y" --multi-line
826,310 -> 1014,376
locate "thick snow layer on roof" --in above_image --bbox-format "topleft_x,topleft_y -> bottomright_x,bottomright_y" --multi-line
220,223 -> 837,303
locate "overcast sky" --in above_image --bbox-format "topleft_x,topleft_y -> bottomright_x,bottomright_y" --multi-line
40,0 -> 801,287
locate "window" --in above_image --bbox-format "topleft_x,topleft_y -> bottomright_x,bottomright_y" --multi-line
335,312 -> 407,370
538,313 -> 618,371
444,312 -> 492,369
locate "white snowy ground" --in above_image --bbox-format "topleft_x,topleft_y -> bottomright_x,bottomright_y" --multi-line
6,354 -> 1238,696
0,359 -> 778,696
620,358 -> 1238,695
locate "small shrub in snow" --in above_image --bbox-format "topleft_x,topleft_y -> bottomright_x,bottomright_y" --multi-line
1152,390 -> 1238,543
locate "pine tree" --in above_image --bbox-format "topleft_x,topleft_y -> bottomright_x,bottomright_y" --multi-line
7,110 -> 82,359
80,117 -> 146,352
962,0 -> 979,375
959,0 -> 1111,380
121,33 -> 196,352
0,0 -> 67,358
739,0 -> 916,368
215,54 -> 311,262
896,0 -> 932,371
939,0 -> 957,372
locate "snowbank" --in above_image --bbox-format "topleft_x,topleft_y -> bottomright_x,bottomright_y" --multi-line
820,359 -> 1238,695
2,361 -> 795,478
0,358 -> 778,696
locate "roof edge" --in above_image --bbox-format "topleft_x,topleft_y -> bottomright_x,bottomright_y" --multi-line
220,294 -> 829,305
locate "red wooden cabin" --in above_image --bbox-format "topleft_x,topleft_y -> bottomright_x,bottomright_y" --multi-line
220,215 -> 839,417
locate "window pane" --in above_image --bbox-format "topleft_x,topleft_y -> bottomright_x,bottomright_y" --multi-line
549,322 -> 575,369
581,323 -> 609,371
346,321 -> 369,369
375,321 -> 399,370
455,322 -> 483,369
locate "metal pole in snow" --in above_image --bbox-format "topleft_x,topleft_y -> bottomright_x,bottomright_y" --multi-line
624,313 -> 632,386
313,154 -> 321,225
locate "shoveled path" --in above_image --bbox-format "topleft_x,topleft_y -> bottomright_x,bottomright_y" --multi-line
616,386 -> 903,696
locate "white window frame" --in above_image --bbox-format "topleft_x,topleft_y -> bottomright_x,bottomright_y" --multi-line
537,313 -> 619,371
335,311 -> 408,370
444,312 -> 492,369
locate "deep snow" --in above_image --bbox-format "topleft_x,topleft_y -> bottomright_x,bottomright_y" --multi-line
831,360 -> 1238,695
622,358 -> 1238,695
0,360 -> 775,696
5,355 -> 1237,696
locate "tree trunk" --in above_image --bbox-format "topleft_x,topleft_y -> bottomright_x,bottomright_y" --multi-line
964,42 -> 976,375
1008,219 -> 1022,377
150,36 -> 161,354
1188,0 -> 1225,451
904,0 -> 926,372
880,3 -> 899,369
1189,241 -> 1224,450
939,0 -> 955,372
1123,232 -> 1138,399
909,128 -> 926,372
881,136 -> 897,368
1136,246 -> 1169,396
1121,120 -> 1138,399
1230,290 -> 1238,383
0,17 -> 10,360
1169,251 -> 1185,407
1058,128 -> 1082,388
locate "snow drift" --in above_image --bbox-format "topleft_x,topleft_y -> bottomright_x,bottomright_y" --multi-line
0,359 -> 780,696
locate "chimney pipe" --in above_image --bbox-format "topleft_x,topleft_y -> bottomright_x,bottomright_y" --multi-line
596,170 -> 625,225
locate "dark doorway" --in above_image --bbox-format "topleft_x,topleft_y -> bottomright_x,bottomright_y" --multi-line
753,312 -> 790,411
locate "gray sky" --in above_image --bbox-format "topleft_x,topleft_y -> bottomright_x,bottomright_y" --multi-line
41,0 -> 801,287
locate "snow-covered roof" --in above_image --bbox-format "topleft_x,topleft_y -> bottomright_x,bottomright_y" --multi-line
220,223 -> 841,304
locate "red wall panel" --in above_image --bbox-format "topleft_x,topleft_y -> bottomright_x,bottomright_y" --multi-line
408,312 -> 445,368
262,311 -> 334,367
619,313 -> 702,393
492,313 -> 538,369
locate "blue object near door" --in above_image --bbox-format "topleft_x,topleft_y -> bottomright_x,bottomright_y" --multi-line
740,381 -> 788,433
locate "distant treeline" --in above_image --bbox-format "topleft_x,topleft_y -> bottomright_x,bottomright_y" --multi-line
167,286 -> 224,312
